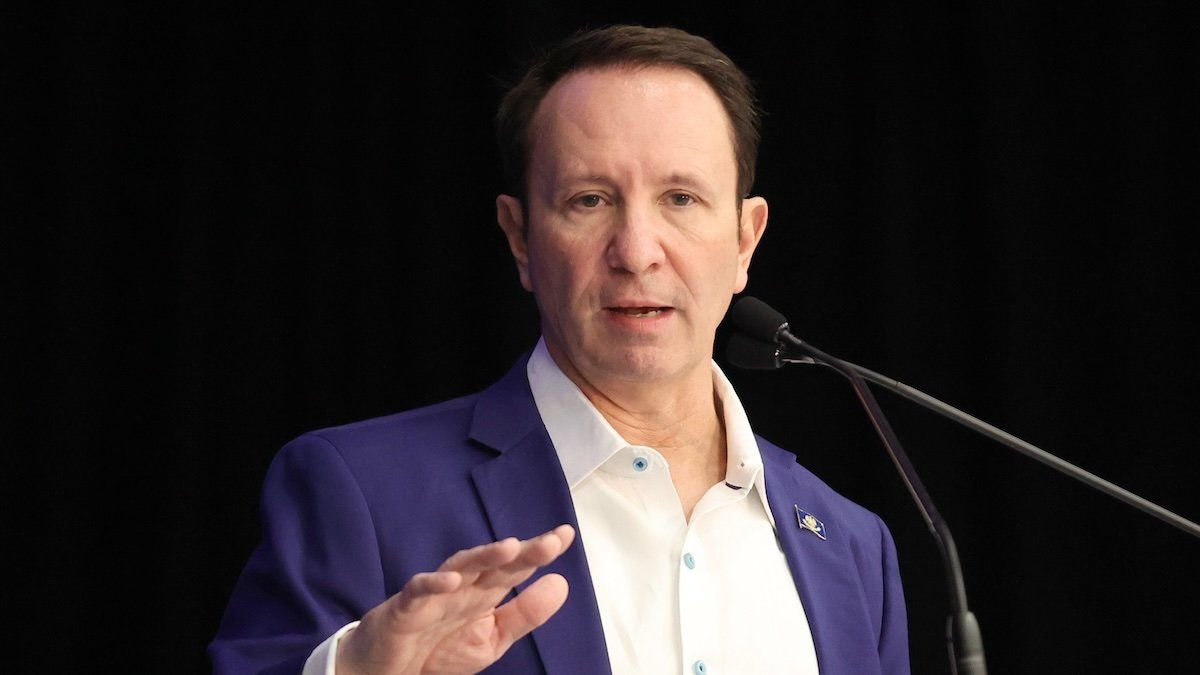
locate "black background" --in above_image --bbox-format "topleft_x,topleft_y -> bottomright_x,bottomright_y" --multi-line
6,1 -> 1198,672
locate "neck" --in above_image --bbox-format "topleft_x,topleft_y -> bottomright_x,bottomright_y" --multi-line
544,340 -> 726,468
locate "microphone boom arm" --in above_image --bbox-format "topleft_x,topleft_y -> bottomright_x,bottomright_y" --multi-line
778,352 -> 1200,540
729,294 -> 1199,675
776,330 -> 988,675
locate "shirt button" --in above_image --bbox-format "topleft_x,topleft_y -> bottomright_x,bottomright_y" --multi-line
632,457 -> 648,472
683,552 -> 696,569
693,660 -> 708,675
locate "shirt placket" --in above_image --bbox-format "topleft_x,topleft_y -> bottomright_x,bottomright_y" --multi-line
677,481 -> 750,675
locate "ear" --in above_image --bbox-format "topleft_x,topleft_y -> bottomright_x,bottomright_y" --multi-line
496,194 -> 532,291
733,196 -> 768,293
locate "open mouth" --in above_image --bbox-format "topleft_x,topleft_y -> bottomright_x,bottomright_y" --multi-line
606,306 -> 671,318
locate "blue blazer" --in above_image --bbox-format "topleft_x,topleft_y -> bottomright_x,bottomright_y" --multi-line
211,354 -> 909,674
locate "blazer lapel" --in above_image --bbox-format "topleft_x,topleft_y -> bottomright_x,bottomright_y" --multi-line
760,438 -> 880,675
469,356 -> 611,675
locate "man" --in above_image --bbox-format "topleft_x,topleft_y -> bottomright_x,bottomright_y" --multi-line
212,25 -> 908,674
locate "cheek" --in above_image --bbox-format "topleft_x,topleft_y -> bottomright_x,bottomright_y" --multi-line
678,245 -> 743,322
529,236 -> 594,302
690,241 -> 742,288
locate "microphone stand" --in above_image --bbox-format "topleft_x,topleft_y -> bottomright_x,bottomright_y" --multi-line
728,294 -> 1200,673
727,325 -> 1200,674
770,331 -> 988,675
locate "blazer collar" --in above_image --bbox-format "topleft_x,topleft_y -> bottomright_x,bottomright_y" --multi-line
468,354 -> 876,674
468,351 -> 542,452
468,352 -> 612,675
760,437 -> 882,675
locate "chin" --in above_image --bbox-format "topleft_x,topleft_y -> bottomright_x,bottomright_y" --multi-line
593,344 -> 689,383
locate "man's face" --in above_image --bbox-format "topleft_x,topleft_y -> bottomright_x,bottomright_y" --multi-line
497,65 -> 768,388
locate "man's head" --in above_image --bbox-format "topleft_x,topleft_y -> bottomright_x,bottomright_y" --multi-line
497,25 -> 762,206
495,26 -> 769,391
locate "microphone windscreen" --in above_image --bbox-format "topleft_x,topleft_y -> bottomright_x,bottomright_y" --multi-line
730,296 -> 788,343
726,332 -> 783,370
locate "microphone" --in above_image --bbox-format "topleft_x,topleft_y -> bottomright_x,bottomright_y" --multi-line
729,295 -> 790,343
728,296 -> 988,675
725,332 -> 813,370
727,297 -> 1200,540
726,296 -> 1200,673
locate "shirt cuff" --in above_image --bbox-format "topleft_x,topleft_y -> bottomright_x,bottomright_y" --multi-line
303,621 -> 361,675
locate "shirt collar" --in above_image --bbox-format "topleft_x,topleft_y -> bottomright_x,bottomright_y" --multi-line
527,338 -> 630,489
526,338 -> 774,525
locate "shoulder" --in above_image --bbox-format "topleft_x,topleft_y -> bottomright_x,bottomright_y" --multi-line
305,393 -> 480,453
757,434 -> 894,545
269,392 -> 490,494
757,434 -> 909,671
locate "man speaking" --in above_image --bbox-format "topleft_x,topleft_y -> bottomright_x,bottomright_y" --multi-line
211,25 -> 909,674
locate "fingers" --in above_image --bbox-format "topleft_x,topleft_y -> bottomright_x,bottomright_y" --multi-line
547,524 -> 576,553
476,525 -> 575,590
386,525 -> 575,627
439,536 -> 522,574
505,525 -> 575,570
439,525 -> 575,577
492,573 -> 570,652
393,570 -> 463,612
351,526 -> 576,673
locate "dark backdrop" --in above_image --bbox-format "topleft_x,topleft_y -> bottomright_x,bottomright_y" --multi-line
6,1 -> 1198,672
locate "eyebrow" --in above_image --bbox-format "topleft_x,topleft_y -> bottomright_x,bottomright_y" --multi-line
557,172 -> 714,193
560,173 -> 615,187
661,172 -> 713,194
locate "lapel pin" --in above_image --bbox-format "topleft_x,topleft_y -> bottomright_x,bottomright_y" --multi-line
795,505 -> 827,541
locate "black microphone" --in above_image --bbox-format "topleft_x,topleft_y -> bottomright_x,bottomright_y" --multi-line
727,295 -> 1200,673
729,295 -> 790,344
728,296 -> 988,675
727,298 -> 1200,540
725,332 -> 813,370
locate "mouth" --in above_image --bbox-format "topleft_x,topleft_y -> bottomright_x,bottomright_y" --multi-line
605,306 -> 672,318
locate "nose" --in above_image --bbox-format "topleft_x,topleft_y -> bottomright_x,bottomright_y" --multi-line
604,203 -> 666,275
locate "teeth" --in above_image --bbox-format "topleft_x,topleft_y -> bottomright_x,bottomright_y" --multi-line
615,307 -> 663,318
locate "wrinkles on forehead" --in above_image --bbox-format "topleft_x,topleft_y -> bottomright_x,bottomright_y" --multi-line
526,65 -> 740,210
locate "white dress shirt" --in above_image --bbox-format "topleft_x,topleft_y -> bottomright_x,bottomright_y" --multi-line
306,340 -> 818,674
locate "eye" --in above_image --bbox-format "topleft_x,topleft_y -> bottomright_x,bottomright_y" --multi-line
668,193 -> 696,207
575,194 -> 604,208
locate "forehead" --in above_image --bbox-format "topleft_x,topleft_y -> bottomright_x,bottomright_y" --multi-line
528,65 -> 737,187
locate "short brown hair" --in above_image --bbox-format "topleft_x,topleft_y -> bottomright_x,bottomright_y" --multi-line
496,25 -> 762,204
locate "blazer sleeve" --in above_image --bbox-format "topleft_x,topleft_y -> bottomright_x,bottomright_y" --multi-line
876,514 -> 910,674
209,434 -> 387,674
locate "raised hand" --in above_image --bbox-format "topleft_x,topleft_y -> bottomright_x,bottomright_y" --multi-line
335,524 -> 576,675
